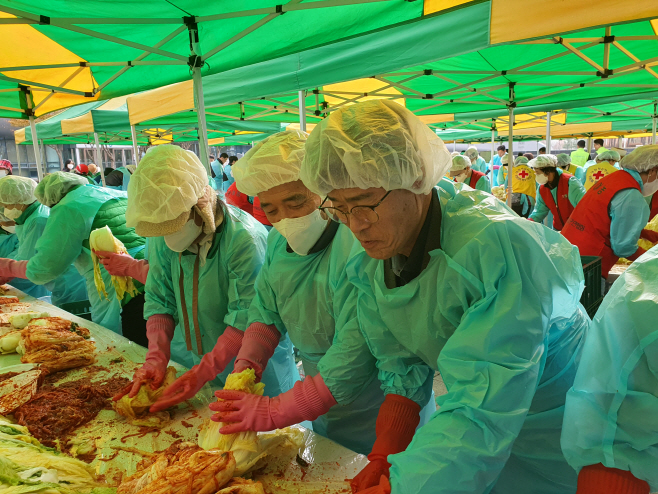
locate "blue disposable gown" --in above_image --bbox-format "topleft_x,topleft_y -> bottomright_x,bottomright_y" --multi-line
247,224 -> 385,455
27,185 -> 135,333
14,201 -> 87,305
561,246 -> 658,492
471,173 -> 491,193
607,169 -> 650,259
471,156 -> 488,173
222,164 -> 235,192
210,160 -> 223,191
347,185 -> 590,494
0,233 -> 18,259
528,168 -> 586,224
144,205 -> 298,396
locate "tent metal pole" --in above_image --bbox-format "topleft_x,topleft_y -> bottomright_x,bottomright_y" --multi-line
490,127 -> 495,167
94,133 -> 107,186
40,140 -> 47,178
130,125 -> 140,165
453,141 -> 456,152
28,117 -> 42,181
75,146 -> 80,166
298,91 -> 306,132
651,103 -> 658,144
587,137 -> 593,157
545,111 -> 552,153
507,106 -> 514,208
122,148 -> 126,167
16,144 -> 21,176
188,21 -> 211,175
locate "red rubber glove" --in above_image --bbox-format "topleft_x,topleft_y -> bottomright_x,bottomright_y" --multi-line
209,373 -> 337,434
113,314 -> 174,401
640,229 -> 658,244
356,477 -> 391,494
350,394 -> 421,493
577,464 -> 650,494
94,250 -> 150,285
0,258 -> 28,280
232,322 -> 281,380
149,326 -> 244,412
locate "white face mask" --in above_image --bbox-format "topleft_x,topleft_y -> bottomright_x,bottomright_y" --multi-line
164,217 -> 203,252
3,207 -> 22,220
0,171 -> 7,178
453,172 -> 468,183
535,173 -> 549,185
2,225 -> 15,234
273,209 -> 329,256
641,173 -> 658,197
66,164 -> 74,170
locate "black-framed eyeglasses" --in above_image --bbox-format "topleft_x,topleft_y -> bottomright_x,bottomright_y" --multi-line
318,190 -> 392,225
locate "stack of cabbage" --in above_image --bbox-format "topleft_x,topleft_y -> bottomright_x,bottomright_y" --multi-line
89,226 -> 138,302
0,417 -> 111,494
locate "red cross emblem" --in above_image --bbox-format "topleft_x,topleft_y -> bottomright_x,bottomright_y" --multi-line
593,171 -> 606,180
518,170 -> 529,179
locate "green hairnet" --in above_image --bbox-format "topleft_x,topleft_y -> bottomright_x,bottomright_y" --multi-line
126,144 -> 208,231
597,149 -> 621,162
514,156 -> 529,166
621,145 -> 658,173
233,130 -> 307,196
451,155 -> 471,171
0,176 -> 37,205
34,172 -> 88,207
300,100 -> 451,196
556,154 -> 571,167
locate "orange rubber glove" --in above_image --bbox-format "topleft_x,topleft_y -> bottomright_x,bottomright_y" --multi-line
577,464 -> 649,494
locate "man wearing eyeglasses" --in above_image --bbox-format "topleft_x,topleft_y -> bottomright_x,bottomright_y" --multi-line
298,100 -> 590,494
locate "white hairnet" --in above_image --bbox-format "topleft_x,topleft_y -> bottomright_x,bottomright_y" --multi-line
126,144 -> 208,231
514,156 -> 529,166
621,145 -> 658,173
501,154 -> 509,165
451,151 -> 461,157
299,100 -> 451,196
464,146 -> 479,160
530,154 -> 558,169
0,176 -> 37,205
34,172 -> 88,207
556,154 -> 571,167
597,149 -> 621,162
451,155 -> 471,171
232,130 -> 307,196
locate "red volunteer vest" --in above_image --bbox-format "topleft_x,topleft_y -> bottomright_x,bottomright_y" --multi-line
252,197 -> 272,226
468,170 -> 485,189
225,182 -> 253,216
562,170 -> 641,278
650,193 -> 658,220
539,172 -> 574,231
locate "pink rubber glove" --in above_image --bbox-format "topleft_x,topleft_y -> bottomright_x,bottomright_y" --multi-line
356,477 -> 391,494
232,322 -> 281,380
210,373 -> 338,434
94,250 -> 150,284
0,258 -> 28,280
149,326 -> 244,412
113,314 -> 174,401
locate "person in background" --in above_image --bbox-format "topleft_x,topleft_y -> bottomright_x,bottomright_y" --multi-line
224,181 -> 253,216
64,159 -> 75,172
491,145 -> 506,186
539,146 -> 547,155
523,152 -> 535,160
576,149 -> 621,188
251,197 -> 273,230
463,146 -> 487,173
450,155 -> 491,193
221,153 -> 234,192
87,163 -> 102,185
116,144 -> 297,401
0,160 -> 12,177
497,153 -> 509,186
0,176 -> 87,305
570,140 -> 591,167
593,138 -> 608,155
561,245 -> 658,494
0,172 -> 146,341
528,155 -> 586,231
296,99 -> 589,494
0,210 -> 18,258
504,156 -> 536,218
556,153 -> 579,174
209,155 -> 223,191
74,163 -> 96,184
562,145 -> 658,280
165,131 -> 413,456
